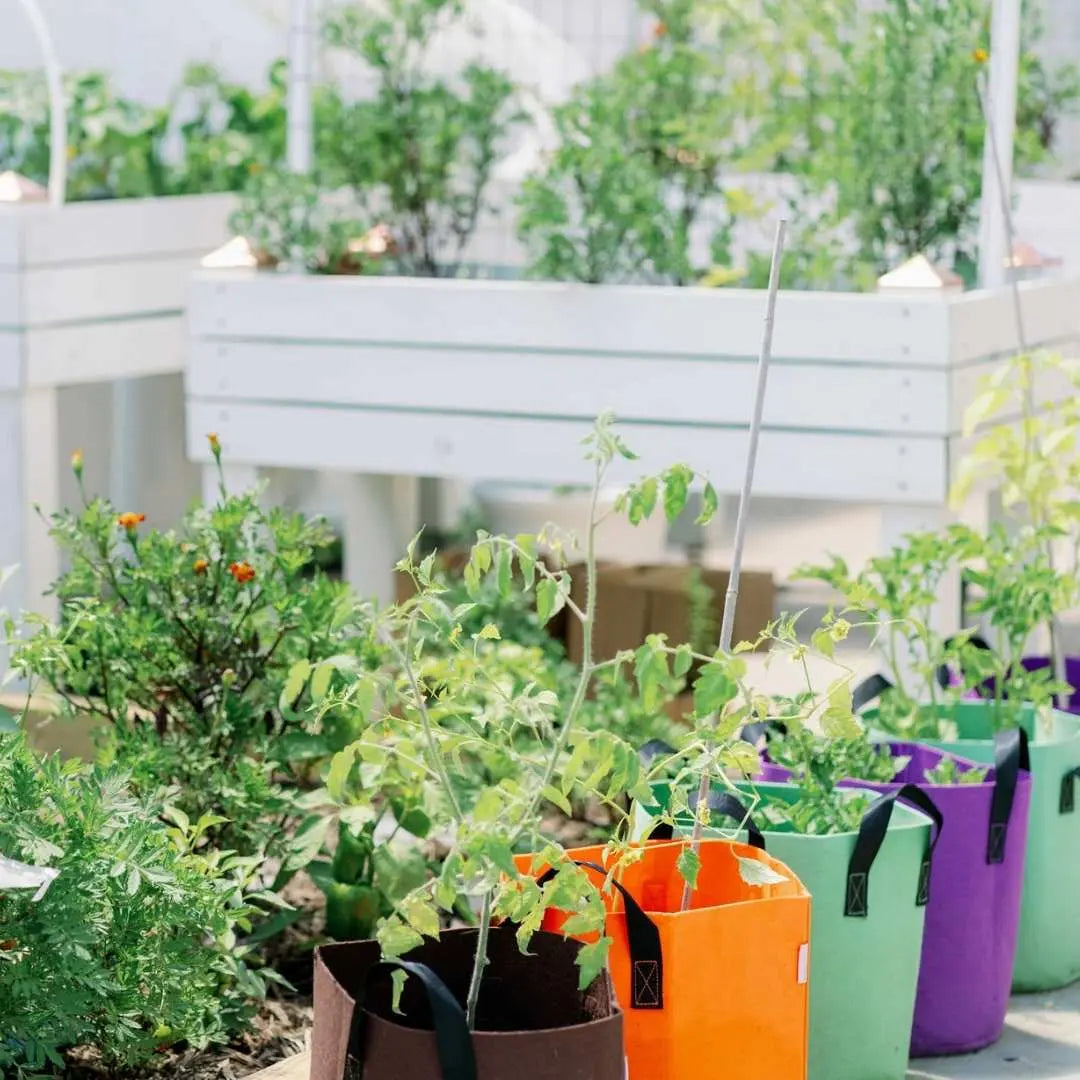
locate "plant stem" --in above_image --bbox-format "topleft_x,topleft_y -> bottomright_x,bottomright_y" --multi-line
465,895 -> 492,1031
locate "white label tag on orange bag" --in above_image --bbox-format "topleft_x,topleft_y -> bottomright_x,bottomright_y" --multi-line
797,943 -> 809,984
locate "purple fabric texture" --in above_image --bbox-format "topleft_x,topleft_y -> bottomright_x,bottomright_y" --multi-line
944,655 -> 1080,714
756,741 -> 1031,1057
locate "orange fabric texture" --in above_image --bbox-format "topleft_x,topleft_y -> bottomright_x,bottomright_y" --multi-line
517,839 -> 811,1080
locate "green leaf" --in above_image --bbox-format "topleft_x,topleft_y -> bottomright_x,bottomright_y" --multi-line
279,814 -> 332,878
496,546 -> 513,598
676,846 -> 701,891
378,917 -> 424,959
536,577 -> 567,626
402,894 -> 441,938
475,623 -> 501,641
397,806 -> 431,839
391,969 -> 408,1015
311,662 -> 334,702
576,937 -> 613,991
663,465 -> 693,521
327,744 -> 360,802
696,481 -> 719,525
673,644 -> 693,678
542,785 -> 573,816
473,788 -> 503,823
692,660 -> 739,717
126,866 -> 141,896
281,660 -> 312,708
515,534 -> 537,588
736,855 -> 788,888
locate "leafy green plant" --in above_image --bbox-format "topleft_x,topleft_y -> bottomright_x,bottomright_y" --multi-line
923,757 -> 989,785
13,443 -> 369,865
230,168 -> 375,272
313,414 -> 765,1029
809,0 -> 1080,278
323,0 -> 523,276
517,0 -> 777,285
0,731 -> 268,1077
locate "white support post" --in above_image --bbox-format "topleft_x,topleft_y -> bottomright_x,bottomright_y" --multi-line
0,387 -> 61,647
344,475 -> 417,607
977,0 -> 1022,290
287,0 -> 315,176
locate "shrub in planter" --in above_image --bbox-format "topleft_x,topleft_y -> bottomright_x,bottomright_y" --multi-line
803,527 -> 1080,993
759,727 -> 1031,1058
13,447 -> 371,869
312,416 -> 789,1078
0,730 -> 265,1077
636,778 -> 936,1080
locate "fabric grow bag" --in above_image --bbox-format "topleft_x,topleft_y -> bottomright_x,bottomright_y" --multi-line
310,926 -> 625,1080
759,735 -> 1031,1056
925,703 -> 1080,992
635,782 -> 938,1080
516,838 -> 810,1080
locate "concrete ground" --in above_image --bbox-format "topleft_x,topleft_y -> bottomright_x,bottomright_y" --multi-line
909,982 -> 1080,1078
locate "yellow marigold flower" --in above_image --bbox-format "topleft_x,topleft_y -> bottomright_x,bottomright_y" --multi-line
193,558 -> 209,575
70,449 -> 84,478
973,47 -> 989,64
207,432 -> 222,460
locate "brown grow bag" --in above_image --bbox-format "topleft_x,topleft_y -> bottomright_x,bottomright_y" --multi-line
311,926 -> 625,1080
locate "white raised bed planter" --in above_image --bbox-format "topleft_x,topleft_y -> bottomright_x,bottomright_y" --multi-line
186,272 -> 1080,606
0,193 -> 234,622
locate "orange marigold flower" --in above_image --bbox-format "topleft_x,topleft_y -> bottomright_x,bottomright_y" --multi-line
207,432 -> 222,459
653,20 -> 667,37
973,47 -> 989,64
229,561 -> 256,584
193,558 -> 209,575
70,449 -> 84,477
117,512 -> 146,530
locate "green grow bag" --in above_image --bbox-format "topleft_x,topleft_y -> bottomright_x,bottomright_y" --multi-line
923,702 -> 1080,992
635,781 -> 936,1080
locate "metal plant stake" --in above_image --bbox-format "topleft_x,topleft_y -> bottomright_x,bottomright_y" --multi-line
679,218 -> 787,912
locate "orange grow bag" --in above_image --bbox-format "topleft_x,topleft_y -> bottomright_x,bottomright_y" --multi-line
517,838 -> 811,1080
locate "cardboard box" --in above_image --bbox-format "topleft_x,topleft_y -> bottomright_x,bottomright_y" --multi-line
567,563 -> 775,665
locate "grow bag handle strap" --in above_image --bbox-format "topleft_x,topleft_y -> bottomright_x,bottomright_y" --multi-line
988,727 -> 1031,864
1060,766 -> 1080,814
739,718 -> 788,747
537,860 -> 664,1011
846,783 -> 944,917
647,791 -> 767,850
851,673 -> 895,713
347,958 -> 478,1080
638,738 -> 677,767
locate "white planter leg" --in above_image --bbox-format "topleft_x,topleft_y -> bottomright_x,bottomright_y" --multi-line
0,387 -> 61,636
202,463 -> 259,506
344,474 -> 417,606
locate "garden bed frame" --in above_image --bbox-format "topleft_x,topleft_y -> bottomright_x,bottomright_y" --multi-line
0,193 -> 233,630
185,271 -> 1080,609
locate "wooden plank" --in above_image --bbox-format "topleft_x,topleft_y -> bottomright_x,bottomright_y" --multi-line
0,331 -> 20,391
248,1051 -> 309,1080
0,212 -> 22,271
19,193 -> 234,265
1015,180 -> 1080,274
947,277 -> 1080,364
20,255 -> 200,326
188,339 -> 950,436
0,270 -> 20,329
190,272 -> 954,367
26,315 -> 184,387
185,400 -> 947,504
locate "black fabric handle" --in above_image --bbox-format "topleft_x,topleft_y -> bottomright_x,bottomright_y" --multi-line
1060,766 -> 1080,814
348,959 -> 477,1080
987,727 -> 1031,864
852,673 -> 894,713
846,783 -> 944,917
739,719 -> 787,747
538,860 -> 663,1011
638,738 -> 677,767
646,791 -> 766,850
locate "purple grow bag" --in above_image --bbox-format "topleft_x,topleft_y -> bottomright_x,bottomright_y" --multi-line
756,736 -> 1031,1057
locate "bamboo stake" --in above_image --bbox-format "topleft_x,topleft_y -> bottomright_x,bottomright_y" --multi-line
679,218 -> 787,913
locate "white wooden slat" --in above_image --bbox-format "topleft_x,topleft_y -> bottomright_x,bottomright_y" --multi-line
188,339 -> 950,436
185,400 -> 947,504
21,255 -> 199,326
190,273 -> 955,367
947,277 -> 1080,364
1015,180 -> 1080,274
0,332 -> 20,391
26,316 -> 184,387
0,269 -> 19,327
18,194 -> 235,266
0,215 -> 21,271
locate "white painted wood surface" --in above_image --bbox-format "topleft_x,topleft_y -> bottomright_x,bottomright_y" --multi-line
0,194 -> 233,634
185,271 -> 1080,598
